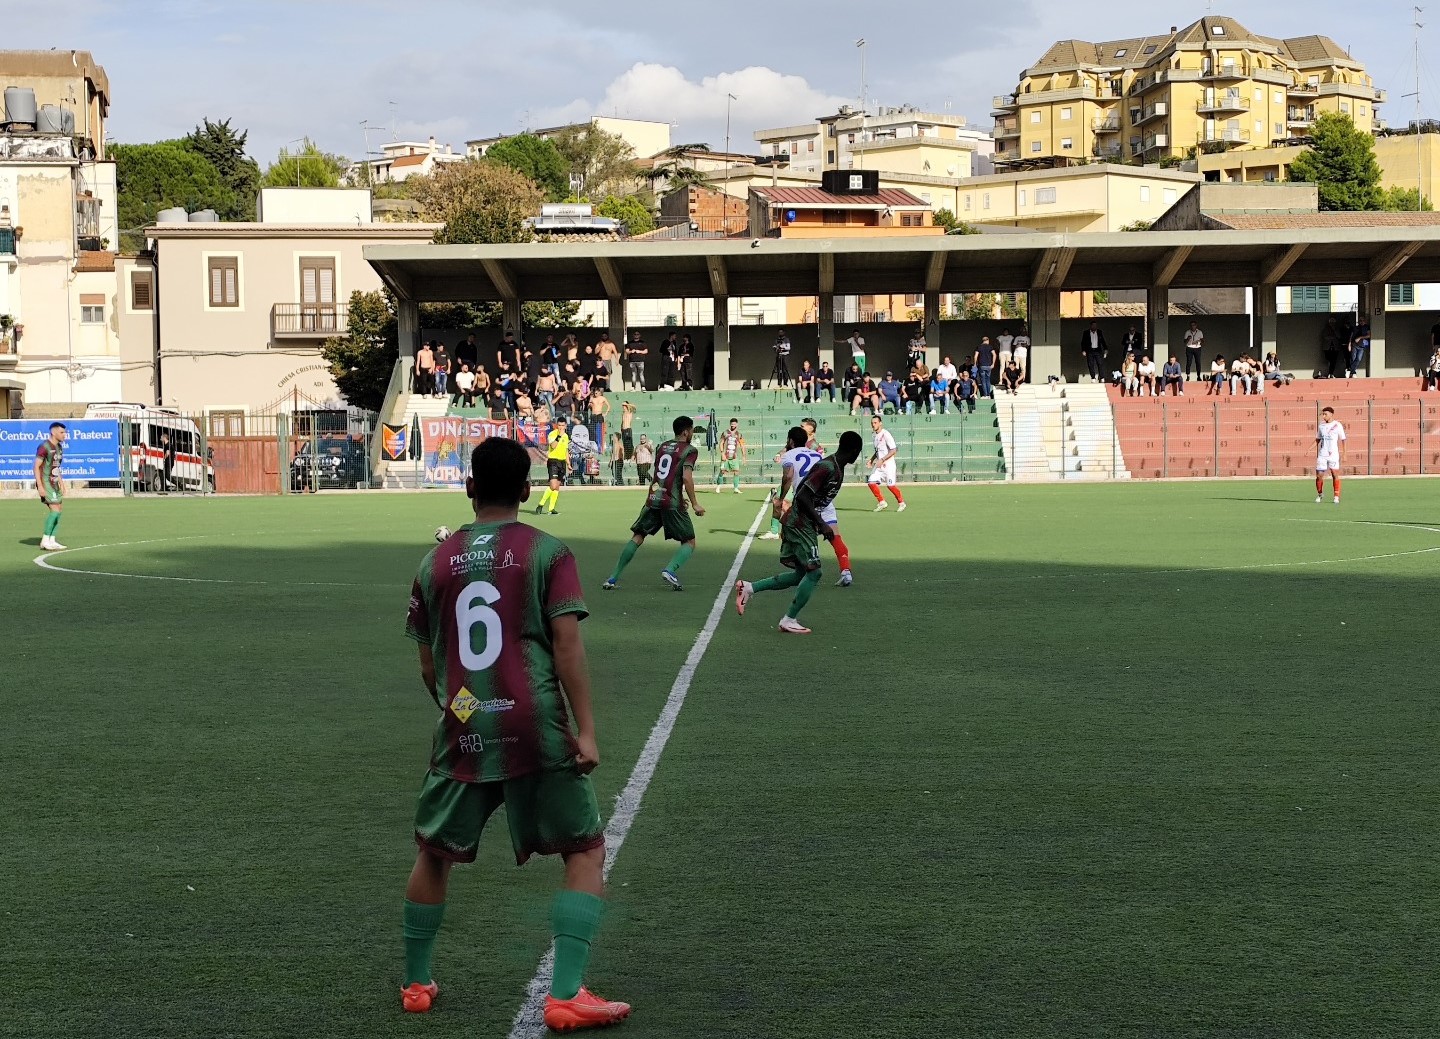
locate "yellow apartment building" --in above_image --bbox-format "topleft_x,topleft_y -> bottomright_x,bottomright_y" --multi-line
956,163 -> 1201,232
993,15 -> 1385,167
1196,131 -> 1440,200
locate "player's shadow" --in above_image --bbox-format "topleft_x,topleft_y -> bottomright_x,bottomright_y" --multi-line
17,537 -> 41,547
708,528 -> 757,537
1210,496 -> 1310,504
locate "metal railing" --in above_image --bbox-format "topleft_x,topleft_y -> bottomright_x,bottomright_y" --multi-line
272,302 -> 349,337
1197,96 -> 1250,113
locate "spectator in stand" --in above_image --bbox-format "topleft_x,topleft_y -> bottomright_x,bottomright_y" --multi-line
1230,354 -> 1262,396
1321,316 -> 1344,378
609,432 -> 626,485
903,367 -> 927,414
563,334 -> 580,367
1137,354 -> 1157,397
878,371 -> 902,413
1183,321 -> 1204,382
433,344 -> 450,400
851,373 -> 880,415
574,372 -> 592,416
772,330 -> 793,387
908,327 -> 927,370
522,346 -> 541,383
1162,355 -> 1184,396
473,363 -> 491,404
975,336 -> 998,399
796,359 -> 816,403
486,381 -> 508,418
514,383 -> 536,420
1120,352 -> 1139,397
1012,327 -> 1031,382
456,333 -> 480,372
536,367 -> 558,410
1208,354 -> 1227,395
552,383 -> 574,423
996,327 -> 1014,375
1122,324 -> 1142,358
635,434 -> 654,483
1348,319 -> 1371,378
661,332 -> 680,387
936,354 -> 959,385
588,385 -> 612,445
929,365 -> 950,414
1263,352 -> 1293,389
579,343 -> 599,384
839,329 -> 867,374
415,340 -> 436,395
596,332 -> 619,387
561,359 -> 579,392
678,334 -> 696,389
816,360 -> 837,403
1081,321 -> 1108,383
540,334 -> 562,376
625,332 -> 648,389
1427,346 -> 1440,390
455,363 -> 477,408
497,330 -> 521,373
842,362 -> 864,408
998,358 -> 1022,395
953,369 -> 978,413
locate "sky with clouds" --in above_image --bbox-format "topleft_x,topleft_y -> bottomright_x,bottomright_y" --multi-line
7,0 -> 1435,164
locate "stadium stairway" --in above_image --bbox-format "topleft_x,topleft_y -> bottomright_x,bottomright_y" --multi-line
1109,377 -> 1440,478
377,391 -> 449,489
994,383 -> 1128,481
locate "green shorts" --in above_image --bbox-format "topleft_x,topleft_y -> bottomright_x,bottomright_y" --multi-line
780,521 -> 822,573
39,485 -> 62,506
719,459 -> 741,473
413,768 -> 604,866
631,503 -> 695,543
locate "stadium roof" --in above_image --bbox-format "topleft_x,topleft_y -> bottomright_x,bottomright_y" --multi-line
365,226 -> 1440,303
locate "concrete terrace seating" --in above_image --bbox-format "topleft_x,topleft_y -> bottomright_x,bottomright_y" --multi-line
1109,378 -> 1440,478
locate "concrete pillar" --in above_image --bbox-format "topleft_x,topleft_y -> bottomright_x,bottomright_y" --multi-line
1251,284 -> 1277,360
1358,282 -> 1386,375
713,295 -> 731,389
607,297 -> 625,348
502,298 -> 523,344
1147,287 -> 1170,367
818,292 -> 836,372
397,297 -> 420,392
1027,288 -> 1063,381
924,290 -> 941,369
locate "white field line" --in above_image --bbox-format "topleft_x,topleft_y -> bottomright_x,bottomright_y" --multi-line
505,500 -> 771,1039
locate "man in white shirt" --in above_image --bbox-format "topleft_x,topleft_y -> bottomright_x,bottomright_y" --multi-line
1012,329 -> 1031,381
1315,406 -> 1346,503
936,356 -> 959,383
866,415 -> 906,513
838,330 -> 867,375
1136,355 -> 1157,396
1183,321 -> 1205,382
996,328 -> 1015,374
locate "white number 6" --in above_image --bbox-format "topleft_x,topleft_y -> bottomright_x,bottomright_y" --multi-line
455,582 -> 503,671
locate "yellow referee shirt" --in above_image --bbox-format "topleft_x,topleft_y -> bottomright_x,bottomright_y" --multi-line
547,429 -> 570,460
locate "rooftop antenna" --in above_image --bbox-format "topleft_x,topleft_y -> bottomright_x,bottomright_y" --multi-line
388,100 -> 398,141
1403,8 -> 1425,208
360,119 -> 374,184
856,38 -> 868,170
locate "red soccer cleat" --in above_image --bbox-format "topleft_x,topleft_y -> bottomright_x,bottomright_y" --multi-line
543,986 -> 632,1031
401,980 -> 439,1013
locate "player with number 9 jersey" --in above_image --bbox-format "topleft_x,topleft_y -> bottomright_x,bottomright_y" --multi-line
647,438 -> 697,510
407,522 -> 588,783
603,414 -> 705,591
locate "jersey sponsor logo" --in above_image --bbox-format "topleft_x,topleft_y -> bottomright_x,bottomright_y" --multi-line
450,688 -> 481,723
472,534 -> 494,545
458,733 -> 483,754
476,697 -> 515,714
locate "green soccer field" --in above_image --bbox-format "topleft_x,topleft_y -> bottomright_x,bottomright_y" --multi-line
5,479 -> 1439,1038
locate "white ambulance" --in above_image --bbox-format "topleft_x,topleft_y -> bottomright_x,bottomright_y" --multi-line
84,403 -> 215,493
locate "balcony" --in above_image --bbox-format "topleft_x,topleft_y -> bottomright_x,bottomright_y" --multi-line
0,331 -> 16,368
272,302 -> 348,339
1253,67 -> 1293,86
1375,88 -> 1389,103
1198,95 -> 1250,114
1202,62 -> 1245,81
1093,115 -> 1121,133
1287,108 -> 1315,128
1134,102 -> 1168,127
1094,142 -> 1124,158
1199,128 -> 1250,145
994,120 -> 1020,140
1144,133 -> 1170,152
992,94 -> 1018,114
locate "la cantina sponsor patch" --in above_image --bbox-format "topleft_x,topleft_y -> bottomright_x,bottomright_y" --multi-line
449,688 -> 516,723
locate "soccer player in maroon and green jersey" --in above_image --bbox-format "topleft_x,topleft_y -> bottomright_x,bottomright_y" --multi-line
399,435 -> 630,1031
34,422 -> 67,551
734,430 -> 863,634
602,414 -> 705,591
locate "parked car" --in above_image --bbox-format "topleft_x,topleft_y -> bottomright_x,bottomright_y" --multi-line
291,437 -> 367,491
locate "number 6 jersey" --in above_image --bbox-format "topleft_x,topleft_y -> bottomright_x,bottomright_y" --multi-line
406,522 -> 588,783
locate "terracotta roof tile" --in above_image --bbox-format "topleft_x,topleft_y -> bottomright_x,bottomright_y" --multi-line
73,250 -> 115,272
391,154 -> 429,168
753,187 -> 929,207
1207,212 -> 1440,229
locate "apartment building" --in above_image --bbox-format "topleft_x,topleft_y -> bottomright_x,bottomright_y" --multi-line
956,162 -> 1200,232
468,116 -> 670,165
756,104 -> 993,179
993,15 -> 1385,167
0,50 -> 119,411
347,137 -> 466,185
118,188 -> 438,421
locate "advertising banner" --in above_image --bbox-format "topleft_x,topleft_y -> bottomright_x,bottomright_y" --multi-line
0,420 -> 121,481
420,416 -> 510,486
381,423 -> 409,461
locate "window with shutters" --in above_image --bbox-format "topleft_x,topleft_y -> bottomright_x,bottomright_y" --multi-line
208,256 -> 239,307
299,257 -> 338,332
1290,285 -> 1331,313
131,270 -> 154,311
1388,283 -> 1415,307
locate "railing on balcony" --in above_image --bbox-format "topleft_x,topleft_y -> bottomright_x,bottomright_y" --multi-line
1198,96 -> 1250,114
1093,116 -> 1121,133
994,121 -> 1021,139
272,302 -> 348,338
0,227 -> 14,255
1094,142 -> 1124,158
1287,108 -> 1315,126
1202,62 -> 1244,80
1289,82 -> 1319,96
992,94 -> 1019,111
1200,129 -> 1250,144
1134,102 -> 1168,126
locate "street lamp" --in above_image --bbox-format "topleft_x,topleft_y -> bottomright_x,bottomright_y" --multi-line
724,92 -> 738,230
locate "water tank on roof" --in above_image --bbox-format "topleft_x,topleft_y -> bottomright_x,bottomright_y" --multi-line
188,209 -> 219,222
4,87 -> 37,127
36,104 -> 64,133
60,108 -> 75,134
156,207 -> 188,223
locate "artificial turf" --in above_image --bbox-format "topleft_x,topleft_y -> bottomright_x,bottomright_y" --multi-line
3,479 -> 1438,1038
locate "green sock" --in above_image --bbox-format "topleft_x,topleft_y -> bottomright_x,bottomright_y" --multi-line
550,890 -> 605,1000
666,542 -> 693,574
402,899 -> 446,986
44,512 -> 58,537
769,516 -> 781,535
753,569 -> 802,593
786,570 -> 822,620
609,540 -> 639,582
733,473 -> 741,491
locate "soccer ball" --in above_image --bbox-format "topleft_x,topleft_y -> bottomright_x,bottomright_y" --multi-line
434,525 -> 453,543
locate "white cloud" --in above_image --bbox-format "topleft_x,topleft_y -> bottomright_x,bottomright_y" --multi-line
539,63 -> 852,151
